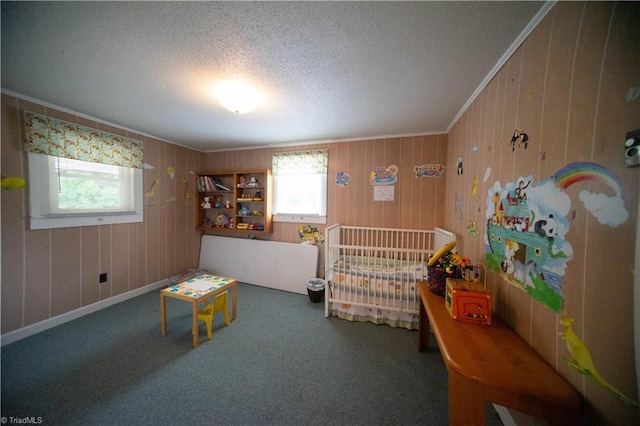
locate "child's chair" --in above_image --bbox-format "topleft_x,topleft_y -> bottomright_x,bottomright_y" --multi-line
197,291 -> 230,339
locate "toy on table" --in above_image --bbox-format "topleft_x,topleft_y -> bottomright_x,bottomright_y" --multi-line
428,243 -> 471,280
450,253 -> 471,271
445,270 -> 491,326
428,241 -> 456,267
214,194 -> 224,208
428,241 -> 474,296
248,177 -> 258,187
238,175 -> 247,187
442,254 -> 472,279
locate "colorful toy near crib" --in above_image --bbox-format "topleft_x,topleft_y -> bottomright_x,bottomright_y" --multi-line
445,276 -> 491,325
444,263 -> 491,325
428,241 -> 463,295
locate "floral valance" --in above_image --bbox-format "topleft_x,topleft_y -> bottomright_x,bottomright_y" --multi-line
272,149 -> 328,175
24,111 -> 144,168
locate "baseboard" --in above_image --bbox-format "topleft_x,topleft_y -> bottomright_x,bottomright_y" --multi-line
0,279 -> 169,346
493,404 -> 517,426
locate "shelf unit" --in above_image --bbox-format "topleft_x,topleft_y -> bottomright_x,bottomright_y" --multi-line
196,170 -> 273,234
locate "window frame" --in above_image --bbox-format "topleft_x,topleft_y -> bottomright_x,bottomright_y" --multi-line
272,150 -> 328,225
27,152 -> 143,230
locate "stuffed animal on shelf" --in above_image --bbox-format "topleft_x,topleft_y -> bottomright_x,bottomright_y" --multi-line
214,213 -> 230,228
238,203 -> 251,216
201,196 -> 212,209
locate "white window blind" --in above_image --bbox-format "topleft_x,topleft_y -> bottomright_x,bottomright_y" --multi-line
28,153 -> 143,229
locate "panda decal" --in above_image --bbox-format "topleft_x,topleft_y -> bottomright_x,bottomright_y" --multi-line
533,213 -> 557,239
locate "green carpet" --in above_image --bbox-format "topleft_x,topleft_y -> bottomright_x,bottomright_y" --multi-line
1,283 -> 502,425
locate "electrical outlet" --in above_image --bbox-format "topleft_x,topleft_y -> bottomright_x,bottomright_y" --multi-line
99,273 -> 107,283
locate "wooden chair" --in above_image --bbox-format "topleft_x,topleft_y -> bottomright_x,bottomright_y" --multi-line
197,291 -> 230,339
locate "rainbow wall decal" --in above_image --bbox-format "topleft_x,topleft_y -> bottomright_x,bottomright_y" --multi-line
552,161 -> 622,197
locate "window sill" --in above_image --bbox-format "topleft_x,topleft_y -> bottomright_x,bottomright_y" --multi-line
273,214 -> 326,224
29,213 -> 143,230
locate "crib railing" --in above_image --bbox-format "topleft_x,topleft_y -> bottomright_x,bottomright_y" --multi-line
324,224 -> 456,320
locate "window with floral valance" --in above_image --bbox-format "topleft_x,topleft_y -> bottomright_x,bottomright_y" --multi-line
24,111 -> 144,230
272,149 -> 328,224
24,111 -> 144,168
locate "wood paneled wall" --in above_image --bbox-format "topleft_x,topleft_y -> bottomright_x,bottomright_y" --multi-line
205,134 -> 448,243
444,2 -> 639,424
1,94 -> 205,334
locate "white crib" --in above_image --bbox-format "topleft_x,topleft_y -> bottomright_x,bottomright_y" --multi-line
324,224 -> 456,329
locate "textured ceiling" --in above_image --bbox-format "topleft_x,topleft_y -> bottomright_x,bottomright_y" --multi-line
1,1 -> 546,152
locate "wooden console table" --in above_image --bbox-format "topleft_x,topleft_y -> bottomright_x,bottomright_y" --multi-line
418,281 -> 582,425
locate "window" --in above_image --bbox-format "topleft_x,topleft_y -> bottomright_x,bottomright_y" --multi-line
23,111 -> 144,230
28,153 -> 143,229
272,149 -> 328,224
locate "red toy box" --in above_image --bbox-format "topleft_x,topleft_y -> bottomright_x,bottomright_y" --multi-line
445,277 -> 491,325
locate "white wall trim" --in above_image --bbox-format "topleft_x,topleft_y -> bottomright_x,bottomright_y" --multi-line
0,279 -> 169,346
447,1 -> 557,133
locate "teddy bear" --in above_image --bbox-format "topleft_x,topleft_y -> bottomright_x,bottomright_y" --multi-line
238,203 -> 251,216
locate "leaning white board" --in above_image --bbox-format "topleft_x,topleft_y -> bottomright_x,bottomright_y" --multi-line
199,235 -> 319,295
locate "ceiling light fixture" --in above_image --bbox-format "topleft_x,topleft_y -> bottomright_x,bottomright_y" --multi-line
215,80 -> 262,114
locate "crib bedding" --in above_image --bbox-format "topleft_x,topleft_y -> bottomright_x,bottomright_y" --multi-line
328,256 -> 426,329
331,272 -> 417,296
332,303 -> 419,329
333,255 -> 428,279
331,255 -> 425,293
331,274 -> 418,303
